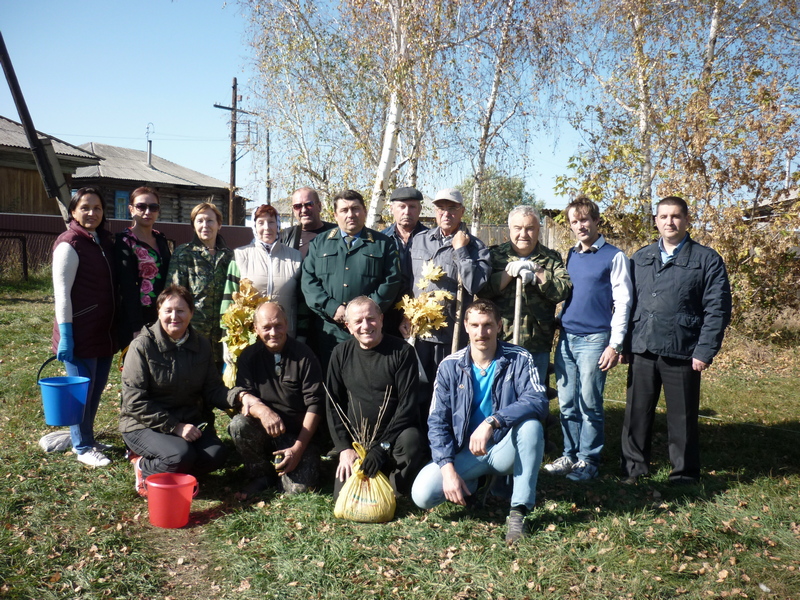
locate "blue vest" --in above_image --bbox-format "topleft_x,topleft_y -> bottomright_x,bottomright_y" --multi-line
560,243 -> 618,335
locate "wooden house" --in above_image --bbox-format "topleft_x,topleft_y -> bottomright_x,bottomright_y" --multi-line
0,115 -> 100,215
72,142 -> 232,223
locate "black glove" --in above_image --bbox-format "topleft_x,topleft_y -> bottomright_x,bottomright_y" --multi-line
360,445 -> 389,478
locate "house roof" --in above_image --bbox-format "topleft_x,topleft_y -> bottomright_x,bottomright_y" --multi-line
0,115 -> 99,169
74,142 -> 228,189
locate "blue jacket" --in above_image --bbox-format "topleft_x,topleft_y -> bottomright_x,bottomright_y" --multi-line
428,341 -> 549,467
627,236 -> 731,364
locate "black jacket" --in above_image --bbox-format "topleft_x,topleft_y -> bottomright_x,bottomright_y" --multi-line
626,236 -> 731,364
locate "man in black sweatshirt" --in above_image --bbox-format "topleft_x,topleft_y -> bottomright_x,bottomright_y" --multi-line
327,296 -> 427,499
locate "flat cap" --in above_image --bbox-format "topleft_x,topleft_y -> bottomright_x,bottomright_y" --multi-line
389,187 -> 424,202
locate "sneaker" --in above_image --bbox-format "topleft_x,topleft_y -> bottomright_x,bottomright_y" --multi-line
505,508 -> 528,545
566,460 -> 598,481
132,457 -> 146,497
93,441 -> 114,452
76,449 -> 111,467
543,456 -> 576,476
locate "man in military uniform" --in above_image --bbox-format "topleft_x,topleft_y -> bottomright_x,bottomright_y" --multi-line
477,205 -> 571,385
301,189 -> 401,367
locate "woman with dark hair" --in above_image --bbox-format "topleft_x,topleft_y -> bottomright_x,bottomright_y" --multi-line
115,186 -> 171,348
221,204 -> 302,338
166,202 -> 233,369
120,285 -> 254,496
52,187 -> 118,467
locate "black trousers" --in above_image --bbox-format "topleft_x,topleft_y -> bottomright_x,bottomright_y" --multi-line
333,427 -> 429,499
123,427 -> 228,480
620,352 -> 702,481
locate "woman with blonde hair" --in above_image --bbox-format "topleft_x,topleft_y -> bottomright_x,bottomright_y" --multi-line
166,202 -> 234,368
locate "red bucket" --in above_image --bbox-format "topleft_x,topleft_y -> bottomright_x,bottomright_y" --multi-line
144,473 -> 198,528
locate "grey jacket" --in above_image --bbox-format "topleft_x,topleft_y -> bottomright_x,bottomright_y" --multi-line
119,322 -> 241,434
409,225 -> 491,345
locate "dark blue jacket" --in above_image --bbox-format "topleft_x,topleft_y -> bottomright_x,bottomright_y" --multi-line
428,341 -> 549,467
627,236 -> 731,364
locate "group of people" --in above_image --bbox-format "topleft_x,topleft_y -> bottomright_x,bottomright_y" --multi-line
51,183 -> 731,544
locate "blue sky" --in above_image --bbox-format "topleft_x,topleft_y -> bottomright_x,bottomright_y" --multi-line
1,0 -> 574,208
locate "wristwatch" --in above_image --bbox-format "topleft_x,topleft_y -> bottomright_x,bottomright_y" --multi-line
484,416 -> 500,430
610,344 -> 624,355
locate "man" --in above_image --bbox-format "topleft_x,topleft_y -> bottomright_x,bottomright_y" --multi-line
301,189 -> 401,365
229,302 -> 325,498
382,186 -> 429,337
546,196 -> 632,482
279,187 -> 335,259
478,205 -> 572,384
411,299 -> 548,545
402,188 -> 491,403
327,297 -> 425,499
621,196 -> 731,485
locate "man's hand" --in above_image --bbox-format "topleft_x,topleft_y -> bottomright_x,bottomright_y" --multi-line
249,403 -> 286,438
336,448 -> 358,482
452,229 -> 469,250
505,260 -> 536,278
519,269 -> 535,286
399,317 -> 412,339
597,346 -> 620,372
469,421 -> 494,456
273,443 -> 303,475
173,422 -> 202,442
692,358 -> 709,372
240,393 -> 262,416
333,304 -> 347,324
360,445 -> 388,478
441,463 -> 471,506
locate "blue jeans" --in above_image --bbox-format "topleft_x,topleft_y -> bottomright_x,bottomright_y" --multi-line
65,356 -> 114,454
411,419 -> 544,510
554,331 -> 610,466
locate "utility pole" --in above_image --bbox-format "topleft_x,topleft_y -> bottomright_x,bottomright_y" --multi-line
229,78 -> 237,224
215,78 -> 258,224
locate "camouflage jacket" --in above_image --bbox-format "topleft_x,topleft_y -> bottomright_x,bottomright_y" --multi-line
478,241 -> 571,353
166,235 -> 234,360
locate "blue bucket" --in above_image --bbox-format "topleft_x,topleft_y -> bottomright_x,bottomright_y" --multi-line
37,356 -> 90,426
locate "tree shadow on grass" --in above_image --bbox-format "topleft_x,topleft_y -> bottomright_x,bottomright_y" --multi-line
531,404 -> 800,528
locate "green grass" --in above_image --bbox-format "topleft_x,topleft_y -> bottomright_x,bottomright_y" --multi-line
1,278 -> 799,599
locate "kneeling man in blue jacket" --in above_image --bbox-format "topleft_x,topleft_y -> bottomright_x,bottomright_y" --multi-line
412,299 -> 549,544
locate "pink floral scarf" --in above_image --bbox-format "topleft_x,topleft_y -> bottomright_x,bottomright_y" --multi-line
123,229 -> 163,307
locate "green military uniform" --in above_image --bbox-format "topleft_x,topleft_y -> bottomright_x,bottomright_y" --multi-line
166,235 -> 234,366
478,241 -> 571,354
301,227 -> 401,362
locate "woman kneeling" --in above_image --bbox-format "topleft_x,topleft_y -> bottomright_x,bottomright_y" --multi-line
120,284 -> 241,496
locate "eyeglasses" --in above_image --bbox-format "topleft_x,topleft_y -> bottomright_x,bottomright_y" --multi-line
292,201 -> 316,212
435,204 -> 462,214
134,203 -> 160,213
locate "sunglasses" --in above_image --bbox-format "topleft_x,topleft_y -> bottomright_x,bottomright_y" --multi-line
134,203 -> 160,213
292,201 -> 315,211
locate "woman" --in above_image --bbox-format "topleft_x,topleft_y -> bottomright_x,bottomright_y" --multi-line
119,285 -> 250,496
115,186 -> 171,348
52,187 -> 118,467
221,204 -> 302,337
166,202 -> 233,368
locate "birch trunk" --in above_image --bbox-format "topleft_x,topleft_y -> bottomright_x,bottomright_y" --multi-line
366,91 -> 403,229
469,0 -> 516,236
